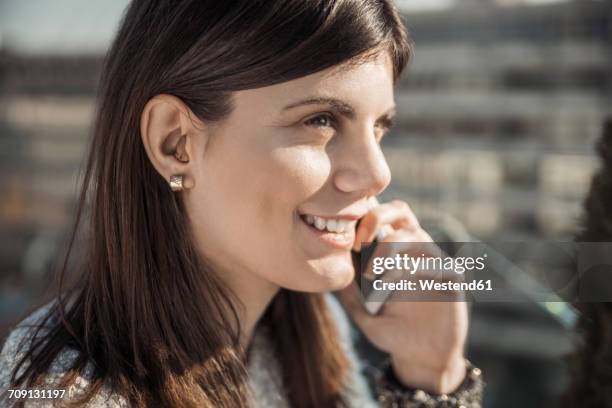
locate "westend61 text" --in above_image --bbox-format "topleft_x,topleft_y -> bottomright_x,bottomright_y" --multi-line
373,279 -> 493,292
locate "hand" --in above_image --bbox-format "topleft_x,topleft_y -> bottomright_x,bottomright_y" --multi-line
336,199 -> 469,394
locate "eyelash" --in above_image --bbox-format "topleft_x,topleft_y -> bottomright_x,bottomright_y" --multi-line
303,113 -> 395,139
378,116 -> 395,133
304,113 -> 338,129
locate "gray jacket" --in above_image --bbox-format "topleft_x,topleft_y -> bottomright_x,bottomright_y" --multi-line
0,295 -> 378,407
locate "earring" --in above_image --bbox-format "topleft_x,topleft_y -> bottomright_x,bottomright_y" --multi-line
169,175 -> 184,192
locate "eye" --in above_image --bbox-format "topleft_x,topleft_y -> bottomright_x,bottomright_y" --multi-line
375,116 -> 396,140
304,113 -> 337,129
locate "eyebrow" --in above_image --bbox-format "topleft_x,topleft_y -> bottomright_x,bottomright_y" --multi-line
281,96 -> 396,120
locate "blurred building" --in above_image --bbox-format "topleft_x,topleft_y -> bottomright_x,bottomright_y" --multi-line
0,49 -> 102,334
380,2 -> 610,407
384,0 -> 611,239
0,1 -> 610,406
1,0 -> 610,242
0,0 -> 609,317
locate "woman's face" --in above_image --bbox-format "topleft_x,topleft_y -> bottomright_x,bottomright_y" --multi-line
186,51 -> 395,293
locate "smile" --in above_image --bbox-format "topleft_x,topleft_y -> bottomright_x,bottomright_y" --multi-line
298,212 -> 358,250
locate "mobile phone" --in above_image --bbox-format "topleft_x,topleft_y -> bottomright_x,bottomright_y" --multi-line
351,219 -> 394,315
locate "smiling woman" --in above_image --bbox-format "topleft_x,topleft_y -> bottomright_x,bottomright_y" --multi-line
0,1 -> 482,407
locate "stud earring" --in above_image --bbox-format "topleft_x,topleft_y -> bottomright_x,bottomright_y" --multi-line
169,175 -> 184,192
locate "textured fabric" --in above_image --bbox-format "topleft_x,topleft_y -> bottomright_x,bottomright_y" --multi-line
0,295 -> 378,407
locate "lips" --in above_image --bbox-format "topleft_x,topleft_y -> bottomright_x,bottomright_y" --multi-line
298,211 -> 361,250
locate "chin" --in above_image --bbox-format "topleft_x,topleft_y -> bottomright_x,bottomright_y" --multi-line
273,252 -> 355,293
302,258 -> 356,292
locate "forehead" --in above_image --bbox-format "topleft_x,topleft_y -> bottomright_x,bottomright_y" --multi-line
234,52 -> 395,115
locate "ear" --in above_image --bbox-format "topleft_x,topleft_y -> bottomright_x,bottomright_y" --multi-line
140,94 -> 204,189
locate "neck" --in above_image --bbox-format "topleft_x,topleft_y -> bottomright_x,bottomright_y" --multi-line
215,262 -> 280,348
190,229 -> 280,347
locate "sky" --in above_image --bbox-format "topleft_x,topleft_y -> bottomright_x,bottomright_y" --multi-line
0,0 -> 572,54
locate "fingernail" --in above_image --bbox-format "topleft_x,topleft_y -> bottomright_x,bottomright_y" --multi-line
376,228 -> 389,242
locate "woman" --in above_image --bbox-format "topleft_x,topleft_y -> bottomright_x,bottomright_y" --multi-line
0,1 -> 482,407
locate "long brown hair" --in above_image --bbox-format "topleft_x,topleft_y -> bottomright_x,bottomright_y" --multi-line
9,1 -> 412,406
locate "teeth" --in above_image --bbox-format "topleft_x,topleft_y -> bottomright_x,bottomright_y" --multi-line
327,219 -> 338,232
303,214 -> 351,233
314,217 -> 326,230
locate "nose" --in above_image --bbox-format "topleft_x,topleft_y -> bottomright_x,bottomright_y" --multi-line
332,129 -> 391,196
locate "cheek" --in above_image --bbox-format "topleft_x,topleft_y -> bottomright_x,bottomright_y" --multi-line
257,148 -> 331,219
191,128 -> 355,292
253,149 -> 355,291
200,136 -> 329,219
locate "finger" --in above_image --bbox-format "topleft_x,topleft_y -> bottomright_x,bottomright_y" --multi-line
376,233 -> 457,282
353,200 -> 420,251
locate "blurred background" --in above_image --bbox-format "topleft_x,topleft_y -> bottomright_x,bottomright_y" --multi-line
0,0 -> 611,406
